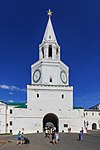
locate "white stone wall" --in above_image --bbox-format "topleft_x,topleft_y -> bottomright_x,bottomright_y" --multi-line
6,105 -> 15,133
27,85 -> 73,114
11,107 -> 84,134
0,102 -> 7,133
84,110 -> 100,130
59,117 -> 84,133
12,116 -> 42,134
9,84 -> 85,134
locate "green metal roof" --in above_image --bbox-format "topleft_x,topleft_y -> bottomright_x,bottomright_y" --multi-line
73,106 -> 83,109
15,103 -> 27,108
7,102 -> 27,108
7,102 -> 25,106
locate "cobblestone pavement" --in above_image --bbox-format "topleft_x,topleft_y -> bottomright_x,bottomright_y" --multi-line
0,130 -> 100,150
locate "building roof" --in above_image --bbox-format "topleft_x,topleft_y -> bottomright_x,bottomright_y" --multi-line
7,102 -> 27,108
84,109 -> 100,112
15,103 -> 27,108
89,103 -> 100,109
0,100 -> 7,105
42,12 -> 57,43
73,106 -> 83,109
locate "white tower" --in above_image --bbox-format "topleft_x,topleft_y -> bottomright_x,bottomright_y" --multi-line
31,9 -> 69,86
12,10 -> 84,134
27,10 -> 74,132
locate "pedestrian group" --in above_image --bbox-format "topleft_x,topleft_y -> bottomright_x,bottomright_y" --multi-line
45,126 -> 59,145
16,131 -> 29,145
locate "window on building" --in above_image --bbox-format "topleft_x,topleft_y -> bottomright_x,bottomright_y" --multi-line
10,121 -> 12,126
50,77 -> 52,82
10,130 -> 12,134
42,47 -> 44,58
10,109 -> 12,114
56,48 -> 58,55
49,35 -> 51,39
48,45 -> 52,57
64,124 -> 68,127
86,112 -> 88,115
37,94 -> 39,98
92,112 -> 94,116
99,113 -> 100,116
62,94 -> 64,99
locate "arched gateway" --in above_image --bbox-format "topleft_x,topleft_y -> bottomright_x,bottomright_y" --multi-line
92,123 -> 97,130
43,113 -> 59,131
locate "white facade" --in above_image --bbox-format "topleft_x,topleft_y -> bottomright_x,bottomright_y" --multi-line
11,12 -> 84,134
0,11 -> 100,134
84,110 -> 100,130
0,102 -> 7,133
6,105 -> 15,134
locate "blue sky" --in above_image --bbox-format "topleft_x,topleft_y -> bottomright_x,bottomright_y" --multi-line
0,0 -> 100,108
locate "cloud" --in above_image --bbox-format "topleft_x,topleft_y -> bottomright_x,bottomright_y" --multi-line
9,92 -> 13,95
0,85 -> 10,90
8,100 -> 14,103
0,84 -> 26,92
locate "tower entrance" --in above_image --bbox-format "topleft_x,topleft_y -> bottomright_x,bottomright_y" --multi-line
43,113 -> 59,131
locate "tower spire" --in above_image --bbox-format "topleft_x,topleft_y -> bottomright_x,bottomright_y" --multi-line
39,10 -> 60,60
42,9 -> 57,43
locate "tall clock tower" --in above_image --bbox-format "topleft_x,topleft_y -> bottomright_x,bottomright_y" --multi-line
31,10 -> 69,86
27,10 -> 76,133
13,10 -> 84,134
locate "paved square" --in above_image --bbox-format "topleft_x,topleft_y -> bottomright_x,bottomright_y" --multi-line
0,131 -> 100,150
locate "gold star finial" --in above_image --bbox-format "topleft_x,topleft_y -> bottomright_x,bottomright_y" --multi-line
47,9 -> 53,17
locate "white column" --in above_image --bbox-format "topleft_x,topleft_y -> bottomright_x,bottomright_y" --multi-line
39,47 -> 42,60
44,44 -> 48,59
52,44 -> 56,59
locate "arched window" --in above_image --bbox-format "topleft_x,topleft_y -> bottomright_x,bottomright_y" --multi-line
92,123 -> 97,130
50,77 -> 52,82
42,47 -> 44,58
48,45 -> 52,57
56,48 -> 58,55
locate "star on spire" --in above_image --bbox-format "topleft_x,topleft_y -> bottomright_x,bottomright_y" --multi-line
47,9 -> 53,17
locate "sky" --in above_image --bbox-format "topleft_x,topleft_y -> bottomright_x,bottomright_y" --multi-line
0,0 -> 100,108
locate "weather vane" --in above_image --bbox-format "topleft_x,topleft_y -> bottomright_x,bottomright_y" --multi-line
47,9 -> 53,17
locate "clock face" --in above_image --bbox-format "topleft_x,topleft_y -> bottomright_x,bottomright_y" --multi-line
33,69 -> 41,83
60,70 -> 67,84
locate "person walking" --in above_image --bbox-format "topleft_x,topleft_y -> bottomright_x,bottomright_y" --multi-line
81,127 -> 84,134
21,132 -> 25,145
79,130 -> 82,141
55,132 -> 59,144
52,131 -> 55,144
45,127 -> 48,138
16,131 -> 21,144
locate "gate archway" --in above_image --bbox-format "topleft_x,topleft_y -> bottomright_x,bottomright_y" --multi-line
92,123 -> 97,130
43,113 -> 59,131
